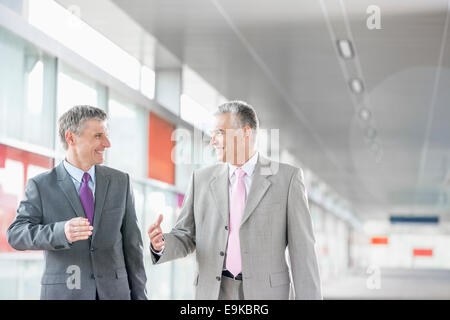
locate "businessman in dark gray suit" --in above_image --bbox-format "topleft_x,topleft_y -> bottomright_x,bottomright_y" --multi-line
7,105 -> 147,300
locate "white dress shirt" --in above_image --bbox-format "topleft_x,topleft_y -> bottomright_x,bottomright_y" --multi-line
227,151 -> 258,207
63,160 -> 96,199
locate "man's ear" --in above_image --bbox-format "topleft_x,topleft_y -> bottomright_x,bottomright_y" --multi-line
243,126 -> 252,138
65,130 -> 75,148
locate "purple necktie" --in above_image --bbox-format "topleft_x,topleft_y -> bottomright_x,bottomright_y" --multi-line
80,172 -> 94,225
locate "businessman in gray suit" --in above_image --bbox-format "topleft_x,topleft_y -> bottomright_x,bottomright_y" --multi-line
148,100 -> 322,300
7,105 -> 147,300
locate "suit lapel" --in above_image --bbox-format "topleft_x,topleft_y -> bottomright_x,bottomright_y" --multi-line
240,155 -> 273,227
92,165 -> 110,240
209,164 -> 229,224
56,162 -> 86,219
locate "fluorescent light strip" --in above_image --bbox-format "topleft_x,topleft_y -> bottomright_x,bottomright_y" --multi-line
337,39 -> 354,59
349,78 -> 364,94
28,0 -> 148,91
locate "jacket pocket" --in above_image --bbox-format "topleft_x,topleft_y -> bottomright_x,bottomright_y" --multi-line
41,273 -> 68,285
269,271 -> 290,287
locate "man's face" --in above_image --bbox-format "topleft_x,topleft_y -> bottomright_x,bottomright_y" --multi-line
210,113 -> 250,164
70,119 -> 111,167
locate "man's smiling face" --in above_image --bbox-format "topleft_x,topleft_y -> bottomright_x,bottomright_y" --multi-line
71,119 -> 111,168
210,112 -> 248,165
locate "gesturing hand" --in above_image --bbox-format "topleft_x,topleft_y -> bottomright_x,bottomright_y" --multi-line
64,217 -> 93,243
148,214 -> 165,252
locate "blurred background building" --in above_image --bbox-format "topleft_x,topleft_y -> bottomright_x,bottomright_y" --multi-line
0,0 -> 450,299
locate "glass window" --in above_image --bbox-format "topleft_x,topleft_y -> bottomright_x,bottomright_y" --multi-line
144,186 -> 179,299
57,64 -> 99,115
171,195 -> 196,299
180,94 -> 213,133
310,203 -> 323,232
182,66 -> 220,111
181,66 -> 227,133
107,93 -> 147,178
0,0 -> 22,13
0,257 -> 44,299
0,26 -> 56,149
173,124 -> 216,193
55,62 -> 107,159
173,126 -> 194,191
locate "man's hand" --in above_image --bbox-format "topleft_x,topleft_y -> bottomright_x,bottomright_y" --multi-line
148,214 -> 165,252
64,217 -> 93,243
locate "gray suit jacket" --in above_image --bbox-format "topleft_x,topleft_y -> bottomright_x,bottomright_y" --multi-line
7,162 -> 147,300
151,155 -> 322,299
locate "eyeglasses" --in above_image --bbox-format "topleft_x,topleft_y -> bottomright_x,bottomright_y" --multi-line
210,128 -> 243,137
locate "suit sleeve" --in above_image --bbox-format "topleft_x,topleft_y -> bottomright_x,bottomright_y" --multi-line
151,171 -> 196,265
287,168 -> 323,299
121,174 -> 148,300
7,178 -> 71,251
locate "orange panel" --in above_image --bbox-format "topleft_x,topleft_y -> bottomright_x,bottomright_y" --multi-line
148,112 -> 175,185
0,144 -> 5,168
413,249 -> 433,257
371,237 -> 389,245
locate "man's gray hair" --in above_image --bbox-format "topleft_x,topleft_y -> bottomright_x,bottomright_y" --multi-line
216,100 -> 259,132
58,105 -> 107,150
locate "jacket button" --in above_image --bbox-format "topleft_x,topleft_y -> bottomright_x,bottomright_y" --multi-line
220,251 -> 225,256
225,226 -> 229,230
216,276 -> 221,281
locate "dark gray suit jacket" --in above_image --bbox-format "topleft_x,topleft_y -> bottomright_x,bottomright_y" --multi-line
7,162 -> 147,300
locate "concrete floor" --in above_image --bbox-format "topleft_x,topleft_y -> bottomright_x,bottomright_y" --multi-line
322,268 -> 450,300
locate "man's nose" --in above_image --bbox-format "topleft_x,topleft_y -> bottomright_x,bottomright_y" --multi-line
210,136 -> 216,146
103,136 -> 111,148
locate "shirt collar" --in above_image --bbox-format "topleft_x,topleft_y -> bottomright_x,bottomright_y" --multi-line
228,152 -> 259,179
63,159 -> 96,184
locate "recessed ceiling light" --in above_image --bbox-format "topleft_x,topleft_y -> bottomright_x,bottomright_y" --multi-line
358,108 -> 371,121
366,126 -> 377,140
349,78 -> 364,94
370,141 -> 380,153
337,40 -> 354,59
375,148 -> 383,163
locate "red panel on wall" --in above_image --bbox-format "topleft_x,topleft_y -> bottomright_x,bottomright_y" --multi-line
413,249 -> 433,257
0,144 -> 54,253
148,112 -> 175,185
0,144 -> 6,168
371,237 -> 389,245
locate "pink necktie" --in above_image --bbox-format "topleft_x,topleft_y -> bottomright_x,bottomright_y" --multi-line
226,168 -> 247,277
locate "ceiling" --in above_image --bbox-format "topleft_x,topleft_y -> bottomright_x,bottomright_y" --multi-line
75,0 -> 450,222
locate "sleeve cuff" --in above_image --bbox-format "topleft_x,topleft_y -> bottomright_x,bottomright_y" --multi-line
150,246 -> 164,255
150,236 -> 165,255
54,221 -> 72,250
